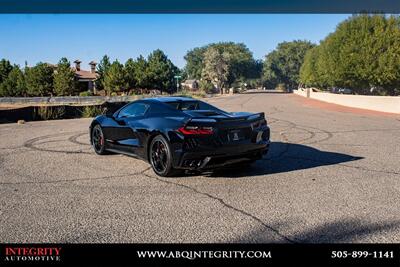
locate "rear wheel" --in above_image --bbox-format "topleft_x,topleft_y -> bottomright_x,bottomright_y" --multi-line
149,135 -> 181,177
91,124 -> 108,155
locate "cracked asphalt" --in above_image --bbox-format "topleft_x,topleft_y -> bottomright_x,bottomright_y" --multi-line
1,92 -> 400,243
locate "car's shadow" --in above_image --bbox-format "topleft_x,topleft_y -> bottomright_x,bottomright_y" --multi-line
230,218 -> 400,243
185,142 -> 363,178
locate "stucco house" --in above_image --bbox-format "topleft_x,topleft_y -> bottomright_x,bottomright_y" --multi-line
47,60 -> 99,94
181,79 -> 199,90
73,60 -> 98,93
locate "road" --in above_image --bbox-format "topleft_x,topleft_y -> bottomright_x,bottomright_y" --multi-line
1,92 -> 400,243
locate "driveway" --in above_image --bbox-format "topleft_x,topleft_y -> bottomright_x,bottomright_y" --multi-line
1,93 -> 399,243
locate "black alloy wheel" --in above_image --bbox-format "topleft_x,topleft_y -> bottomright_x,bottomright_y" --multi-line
92,124 -> 107,155
149,135 -> 180,177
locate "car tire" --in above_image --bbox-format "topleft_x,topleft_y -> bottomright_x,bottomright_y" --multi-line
91,124 -> 108,155
149,135 -> 181,177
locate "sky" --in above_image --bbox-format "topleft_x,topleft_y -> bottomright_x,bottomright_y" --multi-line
0,14 -> 350,69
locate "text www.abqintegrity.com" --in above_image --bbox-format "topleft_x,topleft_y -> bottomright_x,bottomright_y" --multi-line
137,250 -> 272,260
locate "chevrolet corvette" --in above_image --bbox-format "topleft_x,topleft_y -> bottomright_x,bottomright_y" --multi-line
89,97 -> 270,176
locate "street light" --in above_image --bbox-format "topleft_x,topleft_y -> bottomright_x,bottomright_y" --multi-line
174,75 -> 182,93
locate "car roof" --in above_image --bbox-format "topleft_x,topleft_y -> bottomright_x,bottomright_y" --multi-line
143,96 -> 197,103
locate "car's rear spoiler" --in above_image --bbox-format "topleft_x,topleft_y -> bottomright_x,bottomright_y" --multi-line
187,112 -> 265,124
246,112 -> 265,121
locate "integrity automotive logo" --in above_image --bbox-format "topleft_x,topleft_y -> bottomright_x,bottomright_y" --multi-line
3,247 -> 62,263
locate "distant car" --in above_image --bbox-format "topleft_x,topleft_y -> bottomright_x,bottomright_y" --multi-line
338,88 -> 352,94
331,87 -> 352,94
89,97 -> 270,176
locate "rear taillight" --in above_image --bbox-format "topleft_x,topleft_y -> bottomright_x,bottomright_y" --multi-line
178,126 -> 214,135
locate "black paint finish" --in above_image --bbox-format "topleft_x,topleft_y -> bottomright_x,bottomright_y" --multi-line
89,97 -> 270,171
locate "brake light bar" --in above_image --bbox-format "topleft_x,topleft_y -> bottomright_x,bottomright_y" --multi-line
178,126 -> 214,135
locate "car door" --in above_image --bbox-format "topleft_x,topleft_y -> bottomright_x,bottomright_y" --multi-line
108,102 -> 149,154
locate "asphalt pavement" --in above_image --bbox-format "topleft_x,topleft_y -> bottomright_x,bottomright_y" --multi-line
1,92 -> 400,243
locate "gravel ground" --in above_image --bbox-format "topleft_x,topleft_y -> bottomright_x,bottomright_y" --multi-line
1,92 -> 399,243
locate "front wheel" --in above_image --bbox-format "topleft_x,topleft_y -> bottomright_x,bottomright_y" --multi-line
91,124 -> 108,155
149,135 -> 181,177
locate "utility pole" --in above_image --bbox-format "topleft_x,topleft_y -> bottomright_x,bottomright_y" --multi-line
174,75 -> 182,93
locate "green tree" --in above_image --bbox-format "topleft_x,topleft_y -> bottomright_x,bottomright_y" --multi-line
249,59 -> 263,79
147,49 -> 179,93
185,42 -> 261,86
53,58 -> 75,96
300,14 -> 400,95
179,67 -> 188,81
373,16 -> 400,95
184,46 -> 208,79
263,40 -> 315,90
124,58 -> 136,90
184,42 -> 260,87
96,55 -> 111,91
300,46 -> 321,87
0,65 -> 26,97
0,59 -> 13,84
133,55 -> 150,90
103,60 -> 127,95
212,42 -> 258,85
25,63 -> 54,96
201,47 -> 230,94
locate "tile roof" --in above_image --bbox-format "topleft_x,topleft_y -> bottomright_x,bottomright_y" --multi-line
73,69 -> 98,80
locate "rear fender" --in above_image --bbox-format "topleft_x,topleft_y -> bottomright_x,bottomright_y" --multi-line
144,117 -> 189,163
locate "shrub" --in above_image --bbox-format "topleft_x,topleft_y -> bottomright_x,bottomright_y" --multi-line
276,83 -> 286,92
193,90 -> 206,98
128,90 -> 138,96
81,105 -> 103,118
173,89 -> 191,98
79,91 -> 93,96
172,89 -> 207,99
34,106 -> 66,120
199,80 -> 215,94
233,87 -> 242,94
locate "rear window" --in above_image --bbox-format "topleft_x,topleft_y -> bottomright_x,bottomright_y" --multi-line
166,101 -> 218,111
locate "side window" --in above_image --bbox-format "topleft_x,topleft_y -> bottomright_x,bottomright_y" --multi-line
118,103 -> 148,118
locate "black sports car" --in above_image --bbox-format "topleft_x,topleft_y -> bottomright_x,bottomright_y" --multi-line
89,97 -> 270,176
